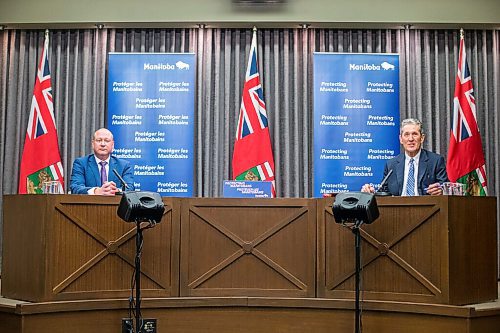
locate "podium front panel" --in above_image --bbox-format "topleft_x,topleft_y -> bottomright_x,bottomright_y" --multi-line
317,196 -> 497,305
1,195 -> 180,302
179,198 -> 317,297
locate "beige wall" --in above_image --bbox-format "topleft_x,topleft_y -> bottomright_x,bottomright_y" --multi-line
1,0 -> 499,29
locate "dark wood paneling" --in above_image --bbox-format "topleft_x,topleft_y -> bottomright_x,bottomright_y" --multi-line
0,311 -> 21,333
1,195 -> 180,302
2,195 -> 52,301
1,297 -> 500,333
448,196 -> 498,305
179,198 -> 317,297
317,196 -> 497,305
2,195 -> 496,307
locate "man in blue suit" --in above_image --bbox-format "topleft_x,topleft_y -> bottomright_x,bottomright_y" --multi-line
362,118 -> 448,196
70,128 -> 135,195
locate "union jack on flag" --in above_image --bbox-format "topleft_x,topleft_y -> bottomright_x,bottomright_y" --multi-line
235,47 -> 269,140
451,41 -> 475,144
446,30 -> 487,195
27,49 -> 53,140
18,30 -> 65,194
232,29 -> 276,196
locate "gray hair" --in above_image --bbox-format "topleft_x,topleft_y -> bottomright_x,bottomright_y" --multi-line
400,118 -> 424,135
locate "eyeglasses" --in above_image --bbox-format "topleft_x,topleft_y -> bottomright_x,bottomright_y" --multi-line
93,138 -> 113,144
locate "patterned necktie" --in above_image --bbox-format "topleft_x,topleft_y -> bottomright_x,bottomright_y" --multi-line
406,158 -> 415,196
99,161 -> 108,186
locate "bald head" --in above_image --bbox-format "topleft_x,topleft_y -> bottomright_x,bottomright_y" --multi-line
93,128 -> 113,140
92,128 -> 114,160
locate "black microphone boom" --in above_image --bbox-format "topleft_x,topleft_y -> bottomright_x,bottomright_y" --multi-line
112,169 -> 129,191
375,169 -> 393,196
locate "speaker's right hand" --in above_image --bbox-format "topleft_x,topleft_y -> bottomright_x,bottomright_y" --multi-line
361,183 -> 375,193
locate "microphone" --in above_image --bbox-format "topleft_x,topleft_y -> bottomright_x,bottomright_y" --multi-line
375,169 -> 393,196
112,169 -> 130,192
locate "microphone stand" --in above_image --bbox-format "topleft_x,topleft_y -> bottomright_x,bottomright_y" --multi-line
134,218 -> 144,333
352,220 -> 363,333
113,169 -> 129,193
375,169 -> 393,196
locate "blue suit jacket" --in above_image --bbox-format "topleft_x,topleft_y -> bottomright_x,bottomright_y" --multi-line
70,154 -> 135,194
380,149 -> 448,196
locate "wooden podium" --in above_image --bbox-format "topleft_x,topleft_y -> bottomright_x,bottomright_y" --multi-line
2,195 -> 497,306
1,194 -> 180,302
1,195 -> 499,333
318,196 -> 498,305
179,198 -> 317,297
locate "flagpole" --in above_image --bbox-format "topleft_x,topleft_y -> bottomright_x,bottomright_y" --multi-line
44,29 -> 49,56
460,28 -> 464,39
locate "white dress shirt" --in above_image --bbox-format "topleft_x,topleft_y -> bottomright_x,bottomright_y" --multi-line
401,150 -> 421,196
87,156 -> 111,195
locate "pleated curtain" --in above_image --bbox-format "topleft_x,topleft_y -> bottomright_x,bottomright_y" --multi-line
0,28 -> 499,270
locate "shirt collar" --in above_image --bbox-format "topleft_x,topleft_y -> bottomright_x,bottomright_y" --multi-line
405,150 -> 421,164
94,155 -> 111,165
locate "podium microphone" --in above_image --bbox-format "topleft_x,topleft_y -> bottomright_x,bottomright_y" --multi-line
113,169 -> 130,192
375,169 -> 393,196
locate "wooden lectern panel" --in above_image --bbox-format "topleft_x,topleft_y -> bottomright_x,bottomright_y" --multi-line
1,195 -> 180,302
3,195 -> 496,306
317,196 -> 497,305
179,198 -> 316,297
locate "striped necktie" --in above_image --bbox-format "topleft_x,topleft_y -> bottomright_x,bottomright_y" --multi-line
406,158 -> 415,196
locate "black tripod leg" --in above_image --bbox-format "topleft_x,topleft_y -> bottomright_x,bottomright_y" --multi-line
135,222 -> 143,333
354,227 -> 361,333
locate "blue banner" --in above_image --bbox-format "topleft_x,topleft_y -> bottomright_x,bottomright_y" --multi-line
313,53 -> 400,197
108,53 -> 195,196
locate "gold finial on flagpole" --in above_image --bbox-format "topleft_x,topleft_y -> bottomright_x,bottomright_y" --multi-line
45,29 -> 49,39
253,26 -> 257,33
460,28 -> 464,39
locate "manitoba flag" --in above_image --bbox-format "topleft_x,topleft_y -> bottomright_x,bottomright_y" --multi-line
18,31 -> 64,194
232,29 -> 276,197
446,30 -> 487,196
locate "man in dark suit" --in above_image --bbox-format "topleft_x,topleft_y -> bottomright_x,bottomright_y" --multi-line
70,128 -> 135,195
362,118 -> 448,196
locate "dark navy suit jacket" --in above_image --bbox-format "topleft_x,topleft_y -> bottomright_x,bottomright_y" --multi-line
70,154 -> 135,194
380,149 -> 448,196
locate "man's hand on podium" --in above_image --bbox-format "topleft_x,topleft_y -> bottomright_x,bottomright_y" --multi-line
94,181 -> 119,196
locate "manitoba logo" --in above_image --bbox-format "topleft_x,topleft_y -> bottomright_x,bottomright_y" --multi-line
349,61 -> 395,71
175,61 -> 190,70
381,61 -> 395,70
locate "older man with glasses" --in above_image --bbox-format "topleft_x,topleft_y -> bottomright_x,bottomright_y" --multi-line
70,128 -> 135,195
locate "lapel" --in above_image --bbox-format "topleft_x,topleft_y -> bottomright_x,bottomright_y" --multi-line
88,155 -> 101,186
108,157 -> 117,184
395,154 -> 405,195
417,149 -> 429,193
